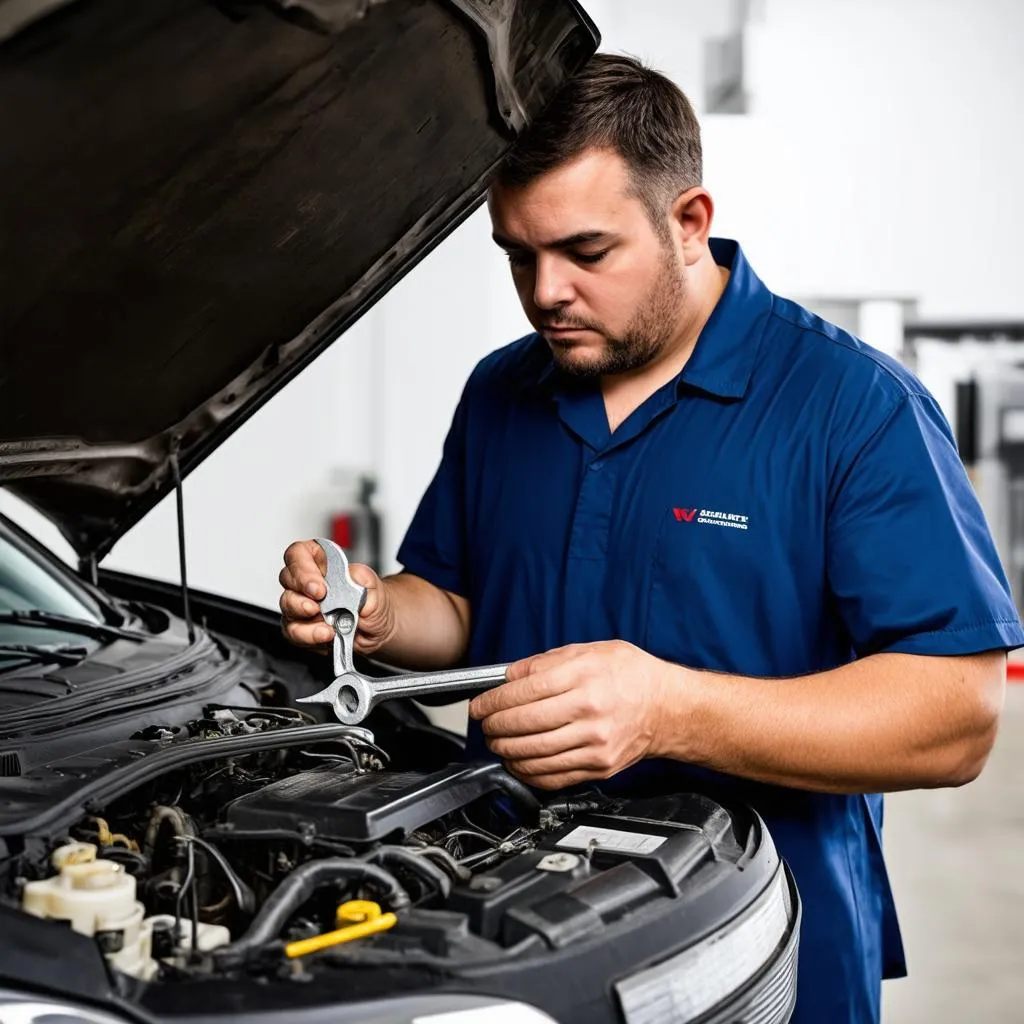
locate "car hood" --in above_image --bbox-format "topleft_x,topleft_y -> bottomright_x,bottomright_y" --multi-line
0,0 -> 597,564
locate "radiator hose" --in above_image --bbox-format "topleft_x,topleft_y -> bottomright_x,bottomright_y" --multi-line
214,857 -> 409,968
364,845 -> 452,898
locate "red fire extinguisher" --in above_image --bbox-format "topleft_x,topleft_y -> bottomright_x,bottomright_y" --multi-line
330,474 -> 382,574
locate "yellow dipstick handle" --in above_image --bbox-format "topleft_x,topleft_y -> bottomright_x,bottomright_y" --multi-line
284,900 -> 397,959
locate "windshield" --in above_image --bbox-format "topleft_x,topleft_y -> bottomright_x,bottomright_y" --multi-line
0,532 -> 101,647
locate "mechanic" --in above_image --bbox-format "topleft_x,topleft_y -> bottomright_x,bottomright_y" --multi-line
279,54 -> 1024,1023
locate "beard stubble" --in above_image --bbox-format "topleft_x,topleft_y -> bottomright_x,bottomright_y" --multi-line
547,246 -> 685,379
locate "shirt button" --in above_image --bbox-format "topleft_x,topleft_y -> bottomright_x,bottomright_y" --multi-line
590,459 -> 605,471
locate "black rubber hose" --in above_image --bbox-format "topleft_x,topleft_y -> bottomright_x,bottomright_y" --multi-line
99,846 -> 150,877
180,835 -> 256,914
214,858 -> 409,967
490,768 -> 541,814
364,845 -> 452,898
143,804 -> 195,857
415,845 -> 472,883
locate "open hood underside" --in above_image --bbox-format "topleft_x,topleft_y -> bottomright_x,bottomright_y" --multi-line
0,0 -> 597,562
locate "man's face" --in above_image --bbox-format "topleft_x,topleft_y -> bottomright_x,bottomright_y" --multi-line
488,148 -> 684,378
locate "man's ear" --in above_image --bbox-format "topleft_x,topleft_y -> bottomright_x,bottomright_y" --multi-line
669,187 -> 714,266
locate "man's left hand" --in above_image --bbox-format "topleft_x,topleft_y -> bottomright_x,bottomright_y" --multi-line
468,640 -> 672,789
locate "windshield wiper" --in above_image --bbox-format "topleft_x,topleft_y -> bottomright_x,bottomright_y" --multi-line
0,643 -> 90,671
0,610 -> 149,643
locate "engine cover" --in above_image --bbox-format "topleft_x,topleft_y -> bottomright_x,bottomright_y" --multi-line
224,762 -> 531,844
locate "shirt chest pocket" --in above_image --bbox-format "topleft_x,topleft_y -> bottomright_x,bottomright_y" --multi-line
644,498 -> 819,676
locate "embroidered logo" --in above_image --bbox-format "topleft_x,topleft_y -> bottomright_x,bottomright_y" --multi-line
673,506 -> 750,530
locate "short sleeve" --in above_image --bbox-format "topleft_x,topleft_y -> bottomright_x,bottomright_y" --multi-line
827,391 -> 1024,657
396,384 -> 471,598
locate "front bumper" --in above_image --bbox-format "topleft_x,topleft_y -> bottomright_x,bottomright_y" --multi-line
615,863 -> 801,1024
700,870 -> 800,1024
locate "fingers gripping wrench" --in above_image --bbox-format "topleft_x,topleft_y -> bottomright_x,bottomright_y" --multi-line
297,539 -> 510,726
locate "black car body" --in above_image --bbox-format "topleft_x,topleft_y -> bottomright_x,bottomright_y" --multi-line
0,3 -> 800,1022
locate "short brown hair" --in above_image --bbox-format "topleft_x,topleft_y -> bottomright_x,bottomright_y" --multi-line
498,53 -> 702,227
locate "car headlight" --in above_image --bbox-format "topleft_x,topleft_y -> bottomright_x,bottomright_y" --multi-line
0,990 -> 558,1024
0,992 -> 131,1024
615,865 -> 795,1024
413,1003 -> 558,1023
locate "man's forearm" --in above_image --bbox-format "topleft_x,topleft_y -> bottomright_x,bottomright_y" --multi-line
373,572 -> 471,670
653,651 -> 1006,793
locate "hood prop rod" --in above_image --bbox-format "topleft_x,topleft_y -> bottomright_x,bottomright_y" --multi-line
80,553 -> 99,587
170,449 -> 195,644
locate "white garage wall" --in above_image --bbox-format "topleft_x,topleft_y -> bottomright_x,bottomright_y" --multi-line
596,0 -> 1024,321
4,0 -> 1021,608
707,0 -> 1024,320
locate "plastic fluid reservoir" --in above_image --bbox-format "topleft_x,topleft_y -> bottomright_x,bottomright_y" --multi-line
148,915 -> 231,966
21,842 -> 156,980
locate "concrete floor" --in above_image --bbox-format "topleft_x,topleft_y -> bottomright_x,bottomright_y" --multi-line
881,684 -> 1024,1022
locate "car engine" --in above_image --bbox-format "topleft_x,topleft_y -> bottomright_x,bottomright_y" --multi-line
1,703 -> 798,1022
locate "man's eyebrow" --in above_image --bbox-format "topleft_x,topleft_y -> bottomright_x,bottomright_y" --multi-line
491,230 -> 613,250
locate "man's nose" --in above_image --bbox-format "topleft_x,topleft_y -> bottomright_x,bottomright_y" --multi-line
533,254 -> 575,311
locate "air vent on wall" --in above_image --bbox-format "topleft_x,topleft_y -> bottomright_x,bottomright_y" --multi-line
0,751 -> 23,777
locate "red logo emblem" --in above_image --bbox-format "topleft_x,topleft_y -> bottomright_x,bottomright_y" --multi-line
673,507 -> 697,523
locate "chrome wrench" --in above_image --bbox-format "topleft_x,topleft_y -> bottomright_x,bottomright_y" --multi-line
297,538 -> 509,726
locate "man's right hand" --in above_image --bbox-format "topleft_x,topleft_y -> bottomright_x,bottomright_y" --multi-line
278,540 -> 395,656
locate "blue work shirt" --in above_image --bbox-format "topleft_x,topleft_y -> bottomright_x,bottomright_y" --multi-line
397,238 -> 1024,1023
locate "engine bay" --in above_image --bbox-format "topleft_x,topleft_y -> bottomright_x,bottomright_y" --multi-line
1,703 -> 796,1019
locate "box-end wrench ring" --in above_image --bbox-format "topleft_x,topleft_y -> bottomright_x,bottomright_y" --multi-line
301,664 -> 510,726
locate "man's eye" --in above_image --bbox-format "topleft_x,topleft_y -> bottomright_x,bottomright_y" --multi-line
574,251 -> 608,265
506,251 -> 533,268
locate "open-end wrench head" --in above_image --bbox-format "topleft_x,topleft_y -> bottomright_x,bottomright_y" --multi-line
296,672 -> 373,726
313,537 -> 367,678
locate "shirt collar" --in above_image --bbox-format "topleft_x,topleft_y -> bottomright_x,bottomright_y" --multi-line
677,238 -> 772,400
536,238 -> 772,401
